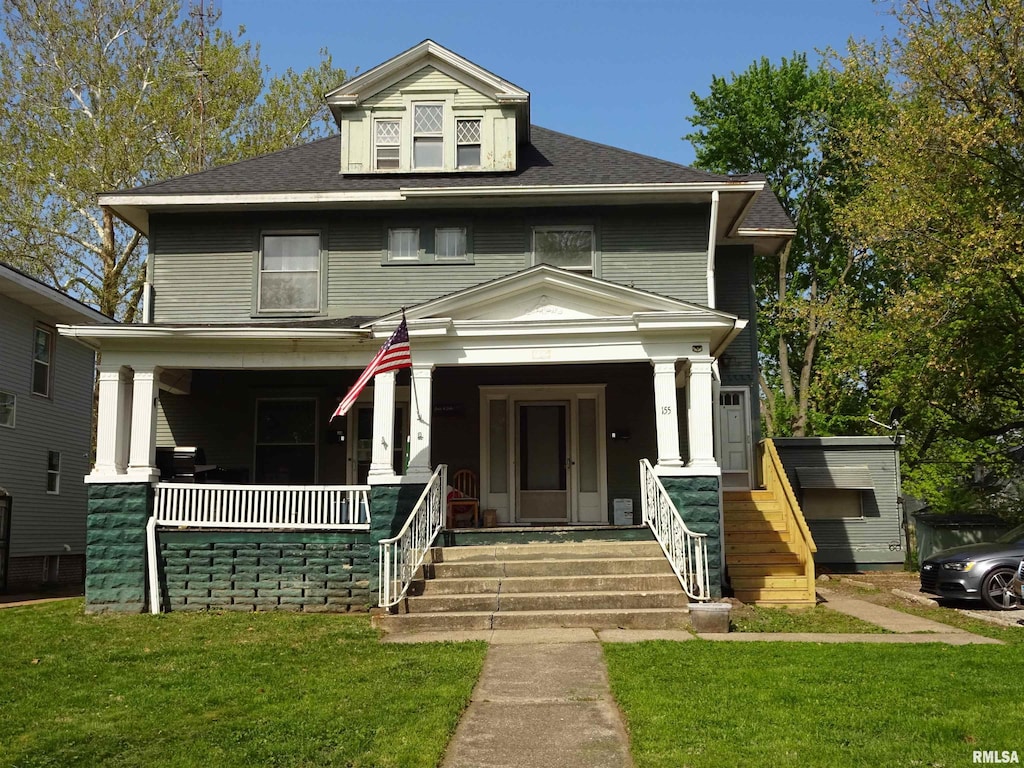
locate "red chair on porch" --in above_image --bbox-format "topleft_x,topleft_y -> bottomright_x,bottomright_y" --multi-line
447,469 -> 480,528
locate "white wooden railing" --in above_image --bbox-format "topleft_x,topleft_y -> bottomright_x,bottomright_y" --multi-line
153,483 -> 370,529
639,459 -> 711,601
378,465 -> 447,609
147,482 -> 371,614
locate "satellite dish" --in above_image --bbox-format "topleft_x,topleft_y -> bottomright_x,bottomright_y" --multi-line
888,405 -> 906,427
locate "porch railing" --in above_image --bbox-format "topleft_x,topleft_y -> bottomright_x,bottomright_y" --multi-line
147,482 -> 371,614
639,459 -> 711,601
153,483 -> 370,529
378,464 -> 447,609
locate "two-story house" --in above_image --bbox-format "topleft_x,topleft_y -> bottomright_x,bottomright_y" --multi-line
0,262 -> 113,592
62,41 -> 816,622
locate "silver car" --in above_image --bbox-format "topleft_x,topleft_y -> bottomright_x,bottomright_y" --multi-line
920,523 -> 1024,610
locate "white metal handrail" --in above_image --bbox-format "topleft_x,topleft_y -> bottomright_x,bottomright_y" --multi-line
147,482 -> 371,614
639,459 -> 711,601
153,483 -> 371,529
378,465 -> 447,609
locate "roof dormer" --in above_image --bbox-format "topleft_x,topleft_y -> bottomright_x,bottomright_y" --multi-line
325,40 -> 530,175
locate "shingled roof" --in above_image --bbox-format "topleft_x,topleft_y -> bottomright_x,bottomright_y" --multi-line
107,125 -> 794,233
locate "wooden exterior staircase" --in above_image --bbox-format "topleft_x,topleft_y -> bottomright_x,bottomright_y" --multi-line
723,439 -> 817,606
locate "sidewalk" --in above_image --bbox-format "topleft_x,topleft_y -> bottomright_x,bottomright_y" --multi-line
441,641 -> 633,768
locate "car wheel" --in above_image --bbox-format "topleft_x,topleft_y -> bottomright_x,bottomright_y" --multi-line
980,567 -> 1018,610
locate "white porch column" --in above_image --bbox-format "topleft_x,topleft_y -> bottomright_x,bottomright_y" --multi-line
687,356 -> 717,468
367,370 -> 397,483
406,364 -> 434,482
90,364 -> 131,481
652,358 -> 683,468
126,366 -> 161,482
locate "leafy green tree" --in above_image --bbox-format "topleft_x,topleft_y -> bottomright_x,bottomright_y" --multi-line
839,0 -> 1024,516
686,54 -> 887,437
0,0 -> 344,320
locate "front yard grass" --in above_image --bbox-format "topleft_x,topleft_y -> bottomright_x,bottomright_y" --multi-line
0,600 -> 486,768
605,640 -> 1022,768
729,604 -> 888,634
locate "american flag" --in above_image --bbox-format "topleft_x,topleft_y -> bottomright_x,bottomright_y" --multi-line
331,316 -> 411,419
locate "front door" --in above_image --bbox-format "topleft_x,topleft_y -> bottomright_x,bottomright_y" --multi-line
516,401 -> 569,523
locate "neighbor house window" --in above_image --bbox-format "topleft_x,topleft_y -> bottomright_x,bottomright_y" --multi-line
46,451 -> 61,494
258,233 -> 321,313
375,119 -> 400,170
533,226 -> 595,273
413,104 -> 444,168
388,228 -> 420,261
456,119 -> 481,168
0,391 -> 14,428
435,227 -> 467,260
31,326 -> 53,397
254,398 -> 317,484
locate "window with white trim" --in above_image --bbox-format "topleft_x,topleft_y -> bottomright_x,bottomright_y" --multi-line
533,226 -> 595,273
258,233 -> 321,313
456,119 -> 481,168
413,104 -> 444,168
0,391 -> 14,428
46,450 -> 61,494
32,325 -> 54,397
388,228 -> 420,261
375,119 -> 400,170
435,227 -> 467,260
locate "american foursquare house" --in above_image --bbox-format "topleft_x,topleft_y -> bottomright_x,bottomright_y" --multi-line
61,42 -> 821,624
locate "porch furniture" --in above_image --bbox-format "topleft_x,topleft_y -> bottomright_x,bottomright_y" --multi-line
447,469 -> 480,528
155,446 -> 217,483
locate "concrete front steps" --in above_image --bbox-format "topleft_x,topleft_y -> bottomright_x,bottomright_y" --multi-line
377,539 -> 692,632
723,489 -> 816,606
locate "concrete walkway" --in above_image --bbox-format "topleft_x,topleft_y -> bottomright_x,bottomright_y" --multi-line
441,641 -> 632,768
816,588 -> 977,633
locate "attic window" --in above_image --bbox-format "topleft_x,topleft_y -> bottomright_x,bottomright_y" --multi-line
413,104 -> 444,168
375,120 -> 400,170
457,119 -> 481,167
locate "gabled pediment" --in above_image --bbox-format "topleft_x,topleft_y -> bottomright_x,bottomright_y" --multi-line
326,40 -> 529,110
373,265 -> 739,326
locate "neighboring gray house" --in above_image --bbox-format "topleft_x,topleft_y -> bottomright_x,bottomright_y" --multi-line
0,263 -> 113,591
773,436 -> 905,570
61,41 -> 820,618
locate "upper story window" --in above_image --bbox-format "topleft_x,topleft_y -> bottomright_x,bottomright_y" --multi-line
533,226 -> 596,274
457,119 -> 482,168
413,104 -> 444,169
375,119 -> 401,170
388,228 -> 421,262
0,391 -> 15,428
258,233 -> 321,314
31,325 -> 53,397
435,227 -> 467,260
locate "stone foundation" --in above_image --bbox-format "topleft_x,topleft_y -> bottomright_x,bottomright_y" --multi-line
85,483 -> 152,613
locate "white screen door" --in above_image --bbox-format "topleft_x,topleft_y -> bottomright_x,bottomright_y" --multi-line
517,401 -> 569,522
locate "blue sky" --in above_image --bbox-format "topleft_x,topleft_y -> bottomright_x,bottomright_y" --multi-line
221,0 -> 892,166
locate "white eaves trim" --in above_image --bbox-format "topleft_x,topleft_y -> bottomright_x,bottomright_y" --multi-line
736,227 -> 798,237
98,180 -> 765,211
0,264 -> 113,325
57,324 -> 368,341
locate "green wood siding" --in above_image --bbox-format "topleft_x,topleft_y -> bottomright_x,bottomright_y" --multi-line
149,206 -> 722,323
0,295 -> 93,558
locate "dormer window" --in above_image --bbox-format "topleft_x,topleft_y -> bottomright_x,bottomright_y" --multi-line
413,104 -> 444,168
457,119 -> 482,168
375,119 -> 401,170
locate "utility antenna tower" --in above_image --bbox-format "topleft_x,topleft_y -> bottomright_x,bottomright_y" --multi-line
188,0 -> 219,172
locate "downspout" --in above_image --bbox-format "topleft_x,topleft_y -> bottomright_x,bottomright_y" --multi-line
706,190 -> 720,309
142,256 -> 155,324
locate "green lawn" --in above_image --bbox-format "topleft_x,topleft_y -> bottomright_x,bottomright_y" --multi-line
605,639 -> 1022,768
730,605 -> 888,634
0,600 -> 486,768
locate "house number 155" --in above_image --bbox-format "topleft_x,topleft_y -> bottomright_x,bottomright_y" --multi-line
661,406 -> 672,415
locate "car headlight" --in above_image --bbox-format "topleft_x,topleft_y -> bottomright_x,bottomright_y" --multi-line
941,561 -> 975,572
